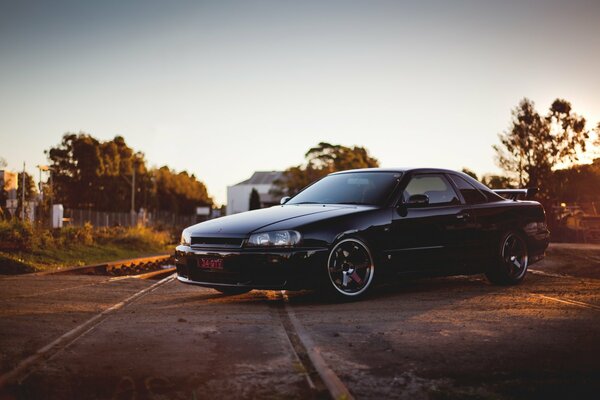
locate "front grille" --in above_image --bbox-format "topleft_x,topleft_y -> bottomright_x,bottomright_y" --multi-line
191,237 -> 244,248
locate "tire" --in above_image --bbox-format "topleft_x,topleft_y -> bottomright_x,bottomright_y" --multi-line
321,238 -> 375,300
215,287 -> 252,295
485,231 -> 529,285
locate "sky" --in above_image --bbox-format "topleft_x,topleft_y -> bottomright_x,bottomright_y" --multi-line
1,0 -> 599,205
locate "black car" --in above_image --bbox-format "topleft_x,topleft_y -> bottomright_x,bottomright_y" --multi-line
175,168 -> 550,299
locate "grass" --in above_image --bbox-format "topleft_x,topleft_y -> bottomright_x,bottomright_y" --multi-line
0,220 -> 175,274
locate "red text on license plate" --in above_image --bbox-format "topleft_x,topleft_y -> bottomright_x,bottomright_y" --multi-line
198,258 -> 223,270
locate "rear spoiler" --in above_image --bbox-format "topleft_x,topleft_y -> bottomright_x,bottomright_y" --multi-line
493,188 -> 538,200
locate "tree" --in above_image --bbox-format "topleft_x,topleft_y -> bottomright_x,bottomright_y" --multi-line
461,168 -> 479,180
17,172 -> 37,201
46,132 -> 213,214
303,142 -> 379,171
249,188 -> 261,210
95,136 -> 151,212
493,98 -> 589,193
461,168 -> 513,189
481,174 -> 513,189
47,133 -> 148,211
153,166 -> 213,214
548,158 -> 600,203
273,142 -> 379,196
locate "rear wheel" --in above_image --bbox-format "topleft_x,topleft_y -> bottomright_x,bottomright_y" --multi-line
486,231 -> 529,285
323,238 -> 375,300
215,287 -> 252,295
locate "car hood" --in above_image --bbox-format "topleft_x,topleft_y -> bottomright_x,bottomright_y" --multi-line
187,204 -> 371,236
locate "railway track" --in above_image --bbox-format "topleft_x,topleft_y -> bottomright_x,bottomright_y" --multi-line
30,254 -> 176,279
0,274 -> 177,392
0,274 -> 352,399
277,291 -> 354,400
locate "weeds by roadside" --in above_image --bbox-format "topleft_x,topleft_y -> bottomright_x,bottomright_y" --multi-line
0,220 -> 174,274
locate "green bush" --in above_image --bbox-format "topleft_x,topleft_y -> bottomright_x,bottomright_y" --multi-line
60,222 -> 94,246
37,228 -> 55,248
95,225 -> 170,249
0,220 -> 170,253
0,221 -> 172,274
0,220 -> 36,251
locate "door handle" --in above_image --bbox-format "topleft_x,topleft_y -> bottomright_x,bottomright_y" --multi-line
456,212 -> 470,220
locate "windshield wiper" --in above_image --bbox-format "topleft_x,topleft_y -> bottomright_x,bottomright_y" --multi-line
290,201 -> 320,204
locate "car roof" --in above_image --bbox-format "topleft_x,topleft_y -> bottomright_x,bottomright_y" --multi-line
329,167 -> 463,175
329,167 -> 505,201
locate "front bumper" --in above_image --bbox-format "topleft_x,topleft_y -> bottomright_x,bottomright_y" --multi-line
174,245 -> 329,290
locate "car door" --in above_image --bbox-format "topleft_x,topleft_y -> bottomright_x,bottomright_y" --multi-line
388,173 -> 471,272
446,173 -> 499,265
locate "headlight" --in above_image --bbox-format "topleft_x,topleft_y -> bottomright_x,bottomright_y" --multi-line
247,230 -> 301,247
180,229 -> 191,246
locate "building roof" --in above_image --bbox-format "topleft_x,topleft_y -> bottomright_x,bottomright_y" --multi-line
234,171 -> 283,186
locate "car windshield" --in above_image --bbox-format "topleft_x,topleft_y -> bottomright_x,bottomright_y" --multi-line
287,172 -> 401,206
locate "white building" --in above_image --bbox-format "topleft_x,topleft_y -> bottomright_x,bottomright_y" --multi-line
226,171 -> 283,215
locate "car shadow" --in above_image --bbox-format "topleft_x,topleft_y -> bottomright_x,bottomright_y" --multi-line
278,274 -> 511,306
160,272 -> 538,309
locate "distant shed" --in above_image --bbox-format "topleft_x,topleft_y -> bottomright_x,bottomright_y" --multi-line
226,171 -> 283,215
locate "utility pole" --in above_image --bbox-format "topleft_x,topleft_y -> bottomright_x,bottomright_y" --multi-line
36,165 -> 49,225
131,165 -> 135,214
38,167 -> 42,202
49,168 -> 53,227
21,162 -> 25,220
36,165 -> 47,202
121,158 -> 138,226
130,161 -> 136,226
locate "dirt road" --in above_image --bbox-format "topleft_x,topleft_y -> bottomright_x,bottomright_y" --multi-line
1,244 -> 599,399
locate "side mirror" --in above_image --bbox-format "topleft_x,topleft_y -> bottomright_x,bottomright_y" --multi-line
280,196 -> 291,205
406,194 -> 429,207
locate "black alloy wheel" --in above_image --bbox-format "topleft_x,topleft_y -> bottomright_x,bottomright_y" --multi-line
486,231 -> 529,285
326,238 -> 375,299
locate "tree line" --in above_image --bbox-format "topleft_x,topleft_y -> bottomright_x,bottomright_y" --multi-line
271,142 -> 379,197
2,97 -> 598,219
42,133 -> 212,214
493,98 -> 599,202
272,98 -> 599,207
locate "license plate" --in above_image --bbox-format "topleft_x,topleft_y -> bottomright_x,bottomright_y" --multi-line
198,257 -> 224,270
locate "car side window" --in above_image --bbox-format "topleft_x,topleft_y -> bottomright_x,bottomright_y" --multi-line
449,175 -> 488,204
403,175 -> 460,206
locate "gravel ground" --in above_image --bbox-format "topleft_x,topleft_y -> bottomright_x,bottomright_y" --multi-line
0,243 -> 599,399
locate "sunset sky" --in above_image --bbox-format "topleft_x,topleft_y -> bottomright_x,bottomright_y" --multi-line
1,0 -> 599,205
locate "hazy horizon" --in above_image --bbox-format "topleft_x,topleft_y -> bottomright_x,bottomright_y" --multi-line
1,0 -> 599,205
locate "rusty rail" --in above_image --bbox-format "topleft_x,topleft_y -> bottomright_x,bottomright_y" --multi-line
31,254 -> 174,277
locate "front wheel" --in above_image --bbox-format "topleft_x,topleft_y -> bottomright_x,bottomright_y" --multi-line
486,231 -> 529,285
322,238 -> 375,300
